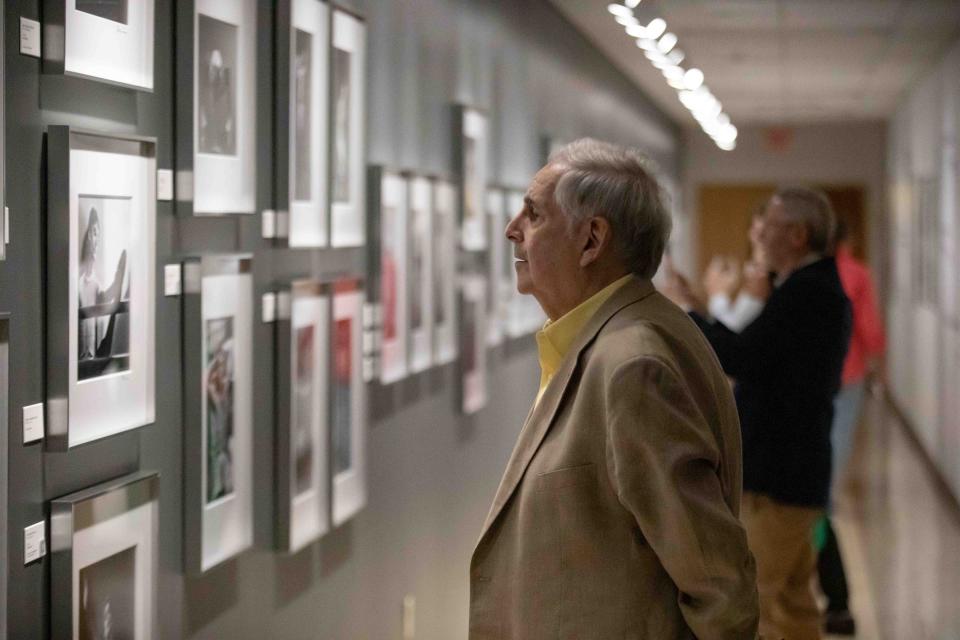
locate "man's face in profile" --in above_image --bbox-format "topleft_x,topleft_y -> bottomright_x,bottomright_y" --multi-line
504,164 -> 585,318
759,196 -> 801,273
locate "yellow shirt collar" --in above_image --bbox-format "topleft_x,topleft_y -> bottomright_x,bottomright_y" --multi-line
535,274 -> 633,403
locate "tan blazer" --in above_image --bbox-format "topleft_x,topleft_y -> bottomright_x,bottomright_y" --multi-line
469,277 -> 759,639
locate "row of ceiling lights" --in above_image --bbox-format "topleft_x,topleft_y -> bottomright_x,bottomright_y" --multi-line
607,2 -> 737,150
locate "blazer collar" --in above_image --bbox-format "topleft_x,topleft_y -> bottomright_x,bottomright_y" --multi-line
476,276 -> 657,544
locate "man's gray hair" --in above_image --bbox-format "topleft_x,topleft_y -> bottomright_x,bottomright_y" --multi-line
772,186 -> 836,254
548,138 -> 672,279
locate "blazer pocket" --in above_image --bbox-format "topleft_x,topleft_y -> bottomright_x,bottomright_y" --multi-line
535,462 -> 596,491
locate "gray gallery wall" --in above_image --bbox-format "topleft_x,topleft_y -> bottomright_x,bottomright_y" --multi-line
0,0 -> 679,638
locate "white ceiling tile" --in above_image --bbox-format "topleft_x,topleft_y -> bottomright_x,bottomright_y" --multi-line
898,0 -> 960,30
658,0 -> 780,31
780,0 -> 902,30
547,0 -> 960,125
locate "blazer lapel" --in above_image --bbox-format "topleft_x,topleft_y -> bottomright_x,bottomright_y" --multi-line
476,277 -> 657,543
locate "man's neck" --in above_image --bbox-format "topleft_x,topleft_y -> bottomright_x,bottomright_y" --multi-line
545,269 -> 631,321
774,252 -> 820,287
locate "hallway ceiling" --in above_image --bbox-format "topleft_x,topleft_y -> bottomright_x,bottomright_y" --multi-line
548,0 -> 960,125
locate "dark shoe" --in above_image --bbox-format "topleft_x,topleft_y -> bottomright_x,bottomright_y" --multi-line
824,609 -> 856,635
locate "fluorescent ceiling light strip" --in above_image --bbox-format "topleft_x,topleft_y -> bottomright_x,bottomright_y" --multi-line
610,8 -> 733,150
607,3 -> 633,18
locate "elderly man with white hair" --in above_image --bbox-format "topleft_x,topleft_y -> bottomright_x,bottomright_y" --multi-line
468,139 -> 759,639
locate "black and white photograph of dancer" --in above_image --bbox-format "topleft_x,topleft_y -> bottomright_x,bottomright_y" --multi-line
77,197 -> 130,382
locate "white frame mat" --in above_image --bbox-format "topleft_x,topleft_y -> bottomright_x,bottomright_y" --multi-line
432,179 -> 459,364
286,281 -> 330,552
460,274 -> 488,415
46,127 -> 157,450
408,176 -> 434,373
329,9 -> 367,247
331,280 -> 367,526
200,260 -> 254,570
459,107 -> 489,251
288,0 -> 330,246
193,0 -> 257,214
485,188 -> 506,346
45,0 -> 155,90
379,172 -> 409,384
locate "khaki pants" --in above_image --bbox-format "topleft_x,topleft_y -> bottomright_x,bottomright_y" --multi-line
741,492 -> 823,640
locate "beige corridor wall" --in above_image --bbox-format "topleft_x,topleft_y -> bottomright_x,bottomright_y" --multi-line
886,37 -> 960,500
680,121 -> 887,279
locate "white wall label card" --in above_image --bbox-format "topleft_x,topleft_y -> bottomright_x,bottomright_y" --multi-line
24,521 -> 46,565
157,169 -> 174,201
20,17 -> 41,57
261,209 -> 276,239
22,402 -> 44,444
164,264 -> 182,297
262,292 -> 277,323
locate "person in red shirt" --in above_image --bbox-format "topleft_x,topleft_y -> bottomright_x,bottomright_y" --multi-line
818,219 -> 886,635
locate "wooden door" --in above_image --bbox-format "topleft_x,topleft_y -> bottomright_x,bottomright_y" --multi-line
696,184 -> 868,279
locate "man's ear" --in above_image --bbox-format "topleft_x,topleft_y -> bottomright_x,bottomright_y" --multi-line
789,223 -> 809,251
579,216 -> 611,267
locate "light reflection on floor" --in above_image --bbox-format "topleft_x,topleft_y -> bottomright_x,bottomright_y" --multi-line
827,392 -> 960,640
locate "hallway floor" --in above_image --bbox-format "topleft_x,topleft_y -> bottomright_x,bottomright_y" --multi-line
826,391 -> 960,640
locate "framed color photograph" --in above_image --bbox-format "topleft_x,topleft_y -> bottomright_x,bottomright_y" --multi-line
331,279 -> 367,526
408,176 -> 434,373
275,280 -> 330,552
178,0 -> 257,215
0,4 -> 5,262
44,0 -> 155,90
0,315 -> 8,634
459,274 -> 488,415
285,0 -> 330,246
485,188 -> 506,346
505,190 -> 527,339
50,471 -> 159,640
457,106 -> 489,251
182,255 -> 254,573
376,170 -> 409,384
330,9 -> 367,247
432,179 -> 459,365
46,127 -> 156,450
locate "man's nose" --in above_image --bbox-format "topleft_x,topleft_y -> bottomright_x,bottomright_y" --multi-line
504,214 -> 521,243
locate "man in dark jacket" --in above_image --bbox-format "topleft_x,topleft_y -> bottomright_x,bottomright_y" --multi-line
669,187 -> 850,640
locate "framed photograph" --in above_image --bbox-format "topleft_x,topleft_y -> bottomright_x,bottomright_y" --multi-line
282,0 -> 330,246
408,176 -> 434,373
177,0 -> 257,215
456,106 -> 489,251
432,179 -> 459,365
375,170 -> 409,384
0,315 -> 8,633
505,190 -> 527,339
275,280 -> 330,552
182,255 -> 254,573
459,274 -> 488,415
46,127 -> 156,450
0,4 -> 5,262
44,0 -> 155,90
50,471 -> 159,640
485,188 -> 506,346
331,279 -> 367,526
330,9 -> 367,247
